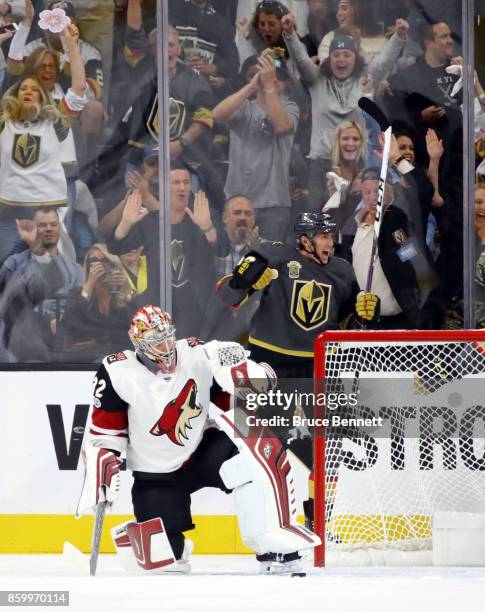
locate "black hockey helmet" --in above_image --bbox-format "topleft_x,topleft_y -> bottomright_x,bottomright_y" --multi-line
294,212 -> 337,242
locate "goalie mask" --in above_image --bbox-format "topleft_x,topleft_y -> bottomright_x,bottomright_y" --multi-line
129,305 -> 177,373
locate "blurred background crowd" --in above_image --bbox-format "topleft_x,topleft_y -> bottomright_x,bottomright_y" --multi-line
0,0 -> 485,363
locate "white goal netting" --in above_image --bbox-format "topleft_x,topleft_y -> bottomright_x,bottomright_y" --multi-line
314,333 -> 485,564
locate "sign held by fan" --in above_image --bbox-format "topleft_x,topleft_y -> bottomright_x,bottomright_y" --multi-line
39,6 -> 71,33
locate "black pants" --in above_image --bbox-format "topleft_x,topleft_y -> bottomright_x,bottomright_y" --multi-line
131,428 -> 237,558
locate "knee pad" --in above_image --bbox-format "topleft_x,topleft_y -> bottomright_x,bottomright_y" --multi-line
215,408 -> 320,556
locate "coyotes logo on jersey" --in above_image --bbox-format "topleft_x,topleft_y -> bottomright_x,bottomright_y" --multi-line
149,379 -> 202,446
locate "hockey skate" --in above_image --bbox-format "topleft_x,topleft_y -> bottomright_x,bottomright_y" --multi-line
256,552 -> 306,577
303,499 -> 342,544
162,539 -> 193,574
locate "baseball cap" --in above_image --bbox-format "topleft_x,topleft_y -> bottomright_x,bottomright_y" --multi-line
329,35 -> 357,55
143,144 -> 159,163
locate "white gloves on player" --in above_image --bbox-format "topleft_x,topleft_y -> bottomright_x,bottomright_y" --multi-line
75,443 -> 122,518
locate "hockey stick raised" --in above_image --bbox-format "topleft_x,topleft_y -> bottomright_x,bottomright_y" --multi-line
358,96 -> 390,132
90,500 -> 106,576
358,97 -> 392,291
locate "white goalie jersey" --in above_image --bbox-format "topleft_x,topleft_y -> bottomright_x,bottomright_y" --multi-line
86,340 -> 275,473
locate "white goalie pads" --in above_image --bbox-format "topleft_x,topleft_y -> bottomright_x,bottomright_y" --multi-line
211,404 -> 320,555
75,443 -> 121,518
203,340 -> 276,396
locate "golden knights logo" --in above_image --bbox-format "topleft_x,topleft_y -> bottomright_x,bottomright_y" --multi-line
146,94 -> 186,142
169,97 -> 186,140
392,228 -> 407,245
146,94 -> 159,141
171,239 -> 188,288
13,133 -> 40,168
290,280 -> 331,330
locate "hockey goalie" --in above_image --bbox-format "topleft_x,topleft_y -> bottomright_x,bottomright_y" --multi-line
76,305 -> 320,575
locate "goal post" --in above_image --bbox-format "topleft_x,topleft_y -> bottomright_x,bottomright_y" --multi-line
313,329 -> 485,567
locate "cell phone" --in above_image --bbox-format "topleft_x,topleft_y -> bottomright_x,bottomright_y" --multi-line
0,23 -> 19,34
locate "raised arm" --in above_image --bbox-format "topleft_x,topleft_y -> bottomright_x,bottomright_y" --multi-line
62,24 -> 86,97
258,54 -> 295,134
367,19 -> 408,85
125,0 -> 148,67
127,0 -> 143,31
281,14 -> 320,86
6,0 -> 33,75
425,128 -> 444,208
114,189 -> 148,241
185,190 -> 217,245
212,71 -> 258,123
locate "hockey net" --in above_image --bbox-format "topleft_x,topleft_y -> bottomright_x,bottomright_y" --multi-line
313,330 -> 485,566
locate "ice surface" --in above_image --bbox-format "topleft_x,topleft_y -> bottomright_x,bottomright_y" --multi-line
1,554 -> 485,612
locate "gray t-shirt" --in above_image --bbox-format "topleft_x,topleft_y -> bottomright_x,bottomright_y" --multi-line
224,96 -> 299,209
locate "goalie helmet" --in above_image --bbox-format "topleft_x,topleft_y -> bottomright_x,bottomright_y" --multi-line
129,305 -> 177,373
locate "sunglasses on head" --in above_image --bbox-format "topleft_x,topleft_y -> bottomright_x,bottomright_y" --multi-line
256,0 -> 288,16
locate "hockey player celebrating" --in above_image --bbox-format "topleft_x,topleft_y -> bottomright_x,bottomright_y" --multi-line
76,305 -> 319,575
216,213 -> 380,527
217,212 -> 380,380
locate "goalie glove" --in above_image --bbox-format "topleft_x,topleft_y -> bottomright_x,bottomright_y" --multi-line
355,291 -> 381,322
75,444 -> 122,518
230,251 -> 273,291
204,340 -> 249,380
203,340 -> 276,396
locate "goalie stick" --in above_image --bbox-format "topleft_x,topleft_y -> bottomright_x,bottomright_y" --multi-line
90,500 -> 106,576
357,97 -> 392,291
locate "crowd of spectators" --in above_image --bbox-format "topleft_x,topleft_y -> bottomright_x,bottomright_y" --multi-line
0,0 -> 483,363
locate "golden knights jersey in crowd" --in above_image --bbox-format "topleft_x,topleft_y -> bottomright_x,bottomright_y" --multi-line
0,89 -> 87,207
126,61 -> 214,168
218,243 -> 361,358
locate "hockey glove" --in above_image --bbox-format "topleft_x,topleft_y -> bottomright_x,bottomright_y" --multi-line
203,340 -> 276,396
252,267 -> 274,290
355,291 -> 381,322
75,444 -> 122,518
230,251 -> 273,291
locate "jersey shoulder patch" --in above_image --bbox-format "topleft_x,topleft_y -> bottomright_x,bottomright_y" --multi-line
106,351 -> 128,364
187,338 -> 205,347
